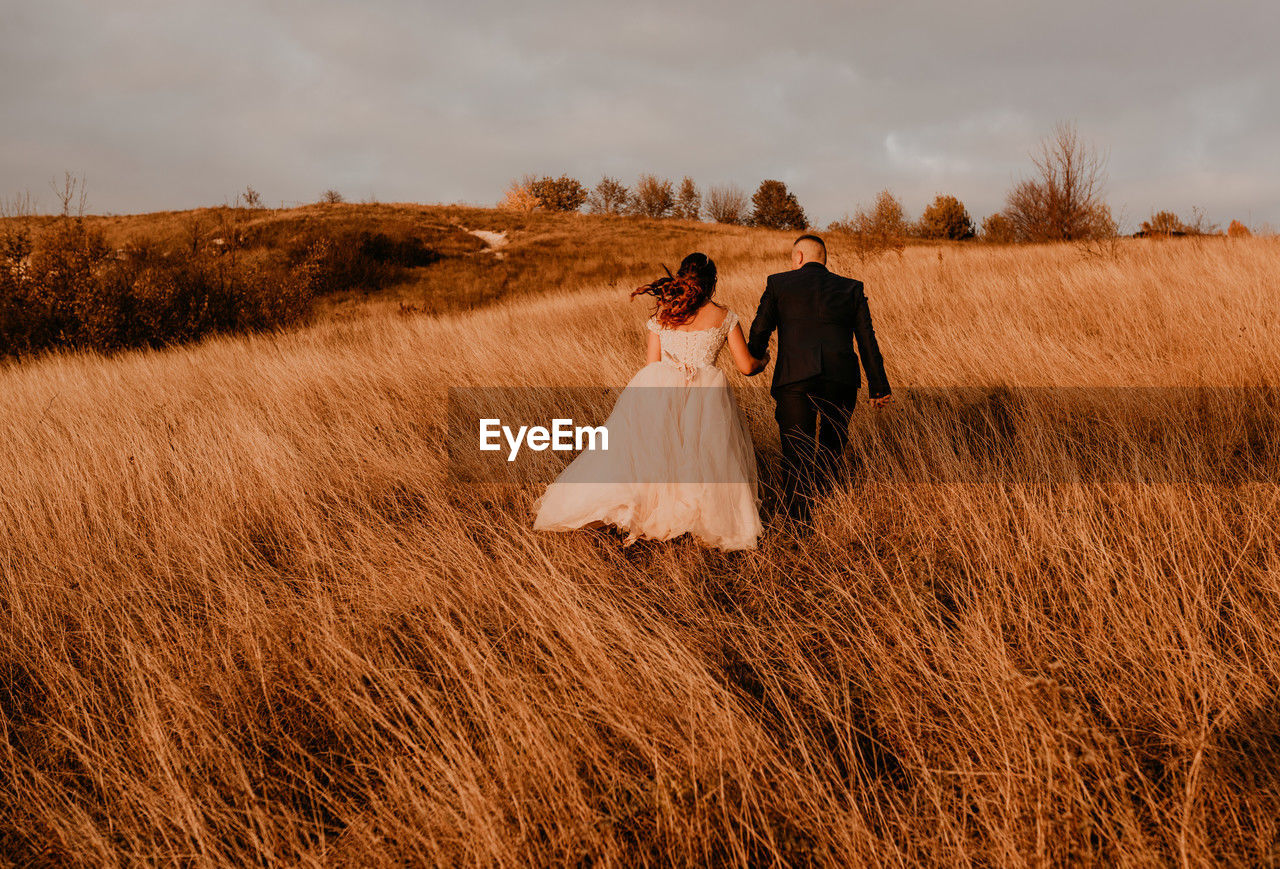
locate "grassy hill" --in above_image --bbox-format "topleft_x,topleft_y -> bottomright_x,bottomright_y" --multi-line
1,210 -> 1278,865
21,202 -> 782,311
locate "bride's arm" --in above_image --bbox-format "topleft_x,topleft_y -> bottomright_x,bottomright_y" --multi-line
727,324 -> 767,375
646,331 -> 661,364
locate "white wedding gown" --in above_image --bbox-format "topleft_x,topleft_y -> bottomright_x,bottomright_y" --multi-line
533,310 -> 762,550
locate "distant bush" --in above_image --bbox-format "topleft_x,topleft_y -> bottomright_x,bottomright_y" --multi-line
830,190 -> 906,261
1140,211 -> 1189,236
1184,207 -> 1221,236
499,177 -> 541,213
980,213 -> 1018,244
529,176 -> 587,212
242,186 -> 264,208
0,215 -> 329,357
1228,219 -> 1252,238
1137,208 -> 1221,238
289,230 -> 439,294
673,177 -> 701,221
917,194 -> 975,240
320,190 -> 345,205
706,184 -> 748,225
630,174 -> 675,218
587,177 -> 629,215
749,180 -> 807,230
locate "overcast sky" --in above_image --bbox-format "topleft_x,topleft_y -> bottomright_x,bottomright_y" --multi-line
3,0 -> 1277,228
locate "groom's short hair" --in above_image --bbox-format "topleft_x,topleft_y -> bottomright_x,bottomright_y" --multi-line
793,234 -> 826,264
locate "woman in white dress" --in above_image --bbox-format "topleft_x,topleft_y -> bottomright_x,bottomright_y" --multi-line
534,253 -> 767,550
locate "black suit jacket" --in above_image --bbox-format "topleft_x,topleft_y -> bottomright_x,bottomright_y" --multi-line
747,262 -> 891,399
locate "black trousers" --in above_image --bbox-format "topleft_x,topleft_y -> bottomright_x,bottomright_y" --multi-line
773,376 -> 857,519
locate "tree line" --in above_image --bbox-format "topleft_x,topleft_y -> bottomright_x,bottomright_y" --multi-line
500,173 -> 804,229
500,123 -> 1256,245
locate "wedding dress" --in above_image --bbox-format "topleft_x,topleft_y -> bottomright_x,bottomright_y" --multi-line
533,310 -> 762,550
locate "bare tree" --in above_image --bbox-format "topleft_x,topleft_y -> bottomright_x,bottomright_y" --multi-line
320,189 -> 345,205
1185,206 -> 1220,236
587,176 -> 629,215
51,172 -> 88,218
182,212 -> 204,256
0,191 -> 36,220
242,186 -> 264,209
1003,123 -> 1112,242
706,184 -> 747,225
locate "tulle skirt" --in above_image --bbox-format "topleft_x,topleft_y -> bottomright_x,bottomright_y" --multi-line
533,361 -> 762,550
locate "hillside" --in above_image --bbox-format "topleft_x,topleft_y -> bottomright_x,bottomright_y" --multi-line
15,203 -> 781,314
1,218 -> 1279,865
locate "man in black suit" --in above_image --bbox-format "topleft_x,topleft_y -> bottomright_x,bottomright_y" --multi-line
747,234 -> 892,520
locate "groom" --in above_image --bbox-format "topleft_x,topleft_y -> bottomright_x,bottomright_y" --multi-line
747,234 -> 892,520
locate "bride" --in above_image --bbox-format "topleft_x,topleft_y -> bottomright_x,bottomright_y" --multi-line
533,252 -> 767,550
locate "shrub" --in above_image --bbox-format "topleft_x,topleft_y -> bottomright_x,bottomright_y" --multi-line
917,194 -> 975,240
0,215 -> 326,358
242,186 -> 264,208
829,190 -> 906,261
290,230 -> 439,294
587,177 -> 629,215
1184,207 -> 1221,236
673,177 -> 701,221
1228,219 -> 1252,238
1140,211 -> 1189,236
706,184 -> 748,225
499,177 -> 541,213
750,180 -> 808,230
17,216 -> 111,348
1138,209 -> 1220,238
981,213 -> 1018,244
630,174 -> 675,218
529,175 -> 587,212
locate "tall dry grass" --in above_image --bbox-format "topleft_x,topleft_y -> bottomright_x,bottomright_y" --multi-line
1,231 -> 1279,866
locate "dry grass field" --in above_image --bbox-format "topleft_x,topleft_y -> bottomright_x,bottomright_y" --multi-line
1,214 -> 1278,866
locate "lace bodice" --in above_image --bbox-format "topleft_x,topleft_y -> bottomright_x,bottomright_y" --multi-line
646,309 -> 738,375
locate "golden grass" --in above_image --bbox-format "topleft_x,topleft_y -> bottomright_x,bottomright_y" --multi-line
1,227 -> 1279,865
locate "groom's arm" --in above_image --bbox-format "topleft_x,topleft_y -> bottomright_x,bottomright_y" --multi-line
852,283 -> 891,401
746,280 -> 778,364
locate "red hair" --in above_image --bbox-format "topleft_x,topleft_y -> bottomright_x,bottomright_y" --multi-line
631,253 -> 717,327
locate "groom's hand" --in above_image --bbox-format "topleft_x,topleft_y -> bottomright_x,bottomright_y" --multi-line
871,394 -> 894,409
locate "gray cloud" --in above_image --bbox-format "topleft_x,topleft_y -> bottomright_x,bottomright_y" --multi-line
3,0 -> 1277,228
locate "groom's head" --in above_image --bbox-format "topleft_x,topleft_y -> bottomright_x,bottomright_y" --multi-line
792,234 -> 826,268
